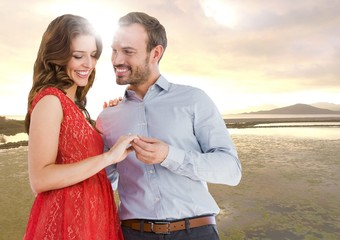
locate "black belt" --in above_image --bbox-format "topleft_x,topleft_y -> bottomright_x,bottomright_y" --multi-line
121,215 -> 216,234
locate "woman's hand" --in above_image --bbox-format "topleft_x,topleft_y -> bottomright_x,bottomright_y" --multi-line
104,134 -> 139,165
103,97 -> 123,108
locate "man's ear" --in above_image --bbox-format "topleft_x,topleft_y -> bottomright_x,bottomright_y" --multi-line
151,45 -> 164,63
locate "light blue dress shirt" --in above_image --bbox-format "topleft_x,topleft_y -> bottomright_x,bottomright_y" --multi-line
96,75 -> 242,220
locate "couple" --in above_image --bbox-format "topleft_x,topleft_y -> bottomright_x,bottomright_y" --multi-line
23,12 -> 242,240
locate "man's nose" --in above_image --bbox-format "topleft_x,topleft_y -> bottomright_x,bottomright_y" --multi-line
112,51 -> 124,65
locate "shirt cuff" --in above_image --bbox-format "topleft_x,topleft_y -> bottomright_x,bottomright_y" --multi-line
161,145 -> 186,170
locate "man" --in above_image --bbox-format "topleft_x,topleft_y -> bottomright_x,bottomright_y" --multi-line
96,12 -> 242,239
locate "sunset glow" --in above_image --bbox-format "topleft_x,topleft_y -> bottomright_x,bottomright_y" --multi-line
1,0 -> 339,117
200,0 -> 238,28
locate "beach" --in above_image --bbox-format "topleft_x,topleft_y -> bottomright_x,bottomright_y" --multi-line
212,134 -> 340,239
1,116 -> 340,239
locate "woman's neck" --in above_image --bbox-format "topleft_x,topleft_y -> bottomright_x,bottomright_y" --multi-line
65,84 -> 77,102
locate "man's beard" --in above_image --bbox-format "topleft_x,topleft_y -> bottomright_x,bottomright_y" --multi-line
116,56 -> 151,86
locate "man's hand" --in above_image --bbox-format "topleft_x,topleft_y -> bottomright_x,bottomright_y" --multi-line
105,134 -> 139,165
131,136 -> 169,164
103,97 -> 123,108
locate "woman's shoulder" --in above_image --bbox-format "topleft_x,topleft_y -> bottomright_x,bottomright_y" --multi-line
31,87 -> 66,112
38,87 -> 65,97
34,87 -> 67,101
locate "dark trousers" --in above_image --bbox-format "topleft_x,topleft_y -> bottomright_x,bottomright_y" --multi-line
122,224 -> 219,240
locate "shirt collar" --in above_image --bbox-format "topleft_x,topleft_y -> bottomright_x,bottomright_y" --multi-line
124,75 -> 170,99
154,75 -> 170,92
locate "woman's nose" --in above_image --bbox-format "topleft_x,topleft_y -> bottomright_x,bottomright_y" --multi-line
84,56 -> 95,68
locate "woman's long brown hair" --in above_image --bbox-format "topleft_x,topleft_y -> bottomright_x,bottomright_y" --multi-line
25,14 -> 102,133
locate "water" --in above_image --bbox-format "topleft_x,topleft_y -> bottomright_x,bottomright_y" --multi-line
1,133 -> 28,144
229,125 -> 340,140
254,122 -> 340,126
2,122 -> 339,144
4,115 -> 25,120
225,115 -> 340,141
223,113 -> 340,119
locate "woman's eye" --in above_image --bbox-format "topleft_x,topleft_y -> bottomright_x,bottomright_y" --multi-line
73,55 -> 82,59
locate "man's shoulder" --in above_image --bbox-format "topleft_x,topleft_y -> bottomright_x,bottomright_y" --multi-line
161,75 -> 204,94
169,82 -> 204,94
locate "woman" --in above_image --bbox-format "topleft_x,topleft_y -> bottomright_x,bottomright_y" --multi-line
23,14 -> 133,239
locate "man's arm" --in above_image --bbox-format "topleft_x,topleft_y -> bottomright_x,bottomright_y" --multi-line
132,89 -> 242,186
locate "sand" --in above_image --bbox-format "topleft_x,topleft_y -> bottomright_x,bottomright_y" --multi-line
1,117 -> 340,239
211,134 -> 340,239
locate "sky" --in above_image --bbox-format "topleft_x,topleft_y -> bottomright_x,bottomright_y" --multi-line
1,0 -> 340,118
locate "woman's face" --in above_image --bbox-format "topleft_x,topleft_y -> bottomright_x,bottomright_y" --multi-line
66,34 -> 98,87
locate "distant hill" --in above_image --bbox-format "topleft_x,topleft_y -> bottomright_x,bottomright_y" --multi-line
243,103 -> 340,114
310,102 -> 340,111
231,104 -> 279,114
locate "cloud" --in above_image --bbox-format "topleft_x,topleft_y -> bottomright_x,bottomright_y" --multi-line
1,0 -> 340,115
164,0 -> 340,94
138,0 -> 340,97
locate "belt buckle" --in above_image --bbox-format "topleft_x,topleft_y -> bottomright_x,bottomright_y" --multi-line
150,221 -> 171,234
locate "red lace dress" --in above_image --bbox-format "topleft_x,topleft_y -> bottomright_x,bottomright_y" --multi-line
24,88 -> 123,240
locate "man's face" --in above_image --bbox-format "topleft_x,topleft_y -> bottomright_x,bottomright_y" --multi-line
111,23 -> 151,86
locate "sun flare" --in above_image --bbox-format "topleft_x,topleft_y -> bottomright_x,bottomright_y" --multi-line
33,0 -> 118,53
200,0 -> 238,28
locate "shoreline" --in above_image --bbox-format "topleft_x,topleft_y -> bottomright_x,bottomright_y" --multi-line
0,141 -> 28,150
224,116 -> 340,128
1,116 -> 340,150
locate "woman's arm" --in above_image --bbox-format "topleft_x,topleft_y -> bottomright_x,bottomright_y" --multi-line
28,95 -> 135,194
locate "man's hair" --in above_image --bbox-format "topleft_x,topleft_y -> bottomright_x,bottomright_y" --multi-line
118,12 -> 167,54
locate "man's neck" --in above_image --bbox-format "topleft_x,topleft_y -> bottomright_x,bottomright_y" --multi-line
128,74 -> 161,99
